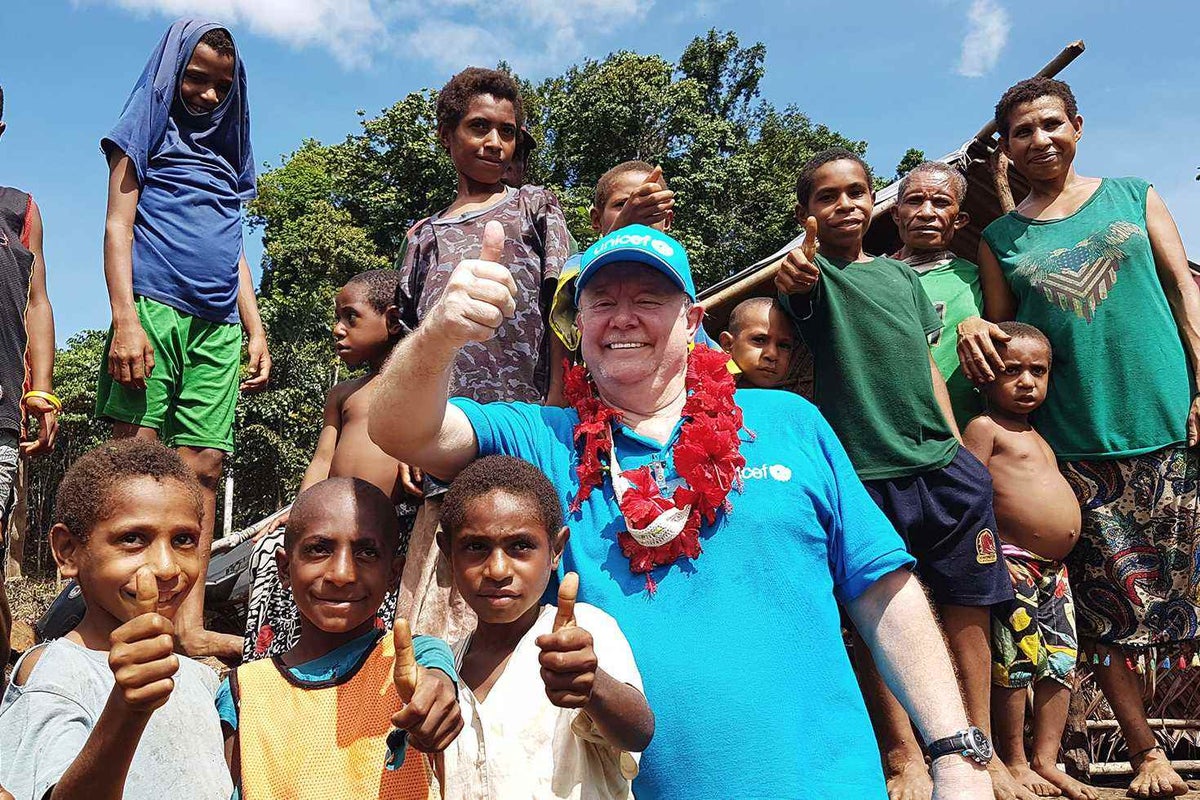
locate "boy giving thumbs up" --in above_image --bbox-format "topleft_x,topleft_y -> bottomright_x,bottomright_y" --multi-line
218,477 -> 461,800
437,456 -> 654,800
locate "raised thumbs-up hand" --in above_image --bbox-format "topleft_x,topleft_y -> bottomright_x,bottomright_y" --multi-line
389,619 -> 463,753
427,219 -> 519,349
535,572 -> 598,709
775,216 -> 821,296
107,565 -> 179,714
611,165 -> 675,232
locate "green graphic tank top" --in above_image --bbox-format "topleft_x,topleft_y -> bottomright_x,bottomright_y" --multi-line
981,177 -> 1192,459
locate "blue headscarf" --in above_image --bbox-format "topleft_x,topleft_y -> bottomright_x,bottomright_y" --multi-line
102,19 -> 256,324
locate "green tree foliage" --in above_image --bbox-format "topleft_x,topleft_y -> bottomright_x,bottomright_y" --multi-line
31,29 -> 879,543
25,331 -> 111,575
895,147 -> 927,181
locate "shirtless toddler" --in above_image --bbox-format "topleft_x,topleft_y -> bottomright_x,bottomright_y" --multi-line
963,321 -> 1096,800
243,270 -> 422,660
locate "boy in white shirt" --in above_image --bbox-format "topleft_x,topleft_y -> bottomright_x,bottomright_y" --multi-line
437,455 -> 653,799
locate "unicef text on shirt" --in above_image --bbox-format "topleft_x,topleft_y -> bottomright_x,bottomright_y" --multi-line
739,463 -> 793,482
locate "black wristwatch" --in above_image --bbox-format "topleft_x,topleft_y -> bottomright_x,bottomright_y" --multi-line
927,726 -> 993,765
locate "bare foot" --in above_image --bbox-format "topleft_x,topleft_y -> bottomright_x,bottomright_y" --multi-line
1007,763 -> 1061,797
1031,760 -> 1097,800
1127,750 -> 1188,798
176,628 -> 243,662
989,760 -> 1041,800
885,757 -> 933,800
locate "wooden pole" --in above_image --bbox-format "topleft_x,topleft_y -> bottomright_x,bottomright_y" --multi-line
972,40 -> 1086,144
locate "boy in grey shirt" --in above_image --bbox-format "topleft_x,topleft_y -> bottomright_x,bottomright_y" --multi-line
0,440 -> 231,800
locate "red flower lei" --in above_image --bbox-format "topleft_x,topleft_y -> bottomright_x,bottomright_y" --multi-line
564,346 -> 747,591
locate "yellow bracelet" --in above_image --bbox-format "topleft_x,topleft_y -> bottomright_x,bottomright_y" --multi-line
22,390 -> 62,413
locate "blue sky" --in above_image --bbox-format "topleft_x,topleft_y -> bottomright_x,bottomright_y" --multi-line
1,0 -> 1197,344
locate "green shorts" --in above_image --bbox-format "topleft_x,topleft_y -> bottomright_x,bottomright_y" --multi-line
95,296 -> 241,452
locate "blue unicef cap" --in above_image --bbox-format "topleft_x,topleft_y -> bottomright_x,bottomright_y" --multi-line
575,225 -> 696,304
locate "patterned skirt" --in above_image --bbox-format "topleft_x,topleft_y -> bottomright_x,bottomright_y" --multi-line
1062,444 -> 1200,648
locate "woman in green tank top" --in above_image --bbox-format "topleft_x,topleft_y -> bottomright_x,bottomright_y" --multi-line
957,78 -> 1200,798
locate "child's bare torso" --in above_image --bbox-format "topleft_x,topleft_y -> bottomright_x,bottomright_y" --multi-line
985,416 -> 1081,561
330,375 -> 403,504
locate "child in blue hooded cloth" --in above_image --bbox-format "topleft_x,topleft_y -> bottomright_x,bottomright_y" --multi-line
96,20 -> 271,660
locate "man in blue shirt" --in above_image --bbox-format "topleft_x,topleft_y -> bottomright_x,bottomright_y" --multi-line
368,220 -> 994,799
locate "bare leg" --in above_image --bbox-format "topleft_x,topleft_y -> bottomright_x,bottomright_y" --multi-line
1028,679 -> 1097,799
994,684 -> 1059,796
941,604 -> 1038,800
852,628 -> 933,800
1087,642 -> 1186,798
173,446 -> 241,661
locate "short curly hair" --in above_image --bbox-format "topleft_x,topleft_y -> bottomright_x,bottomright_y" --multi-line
796,147 -> 873,207
54,439 -> 203,540
344,269 -> 401,313
996,321 -> 1052,364
198,27 -> 236,58
994,77 -> 1078,138
594,161 -> 667,210
284,477 -> 400,553
436,67 -> 524,135
441,456 -> 563,541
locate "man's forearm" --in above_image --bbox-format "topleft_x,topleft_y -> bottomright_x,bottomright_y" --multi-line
51,691 -> 150,800
847,569 -> 968,744
368,323 -> 460,463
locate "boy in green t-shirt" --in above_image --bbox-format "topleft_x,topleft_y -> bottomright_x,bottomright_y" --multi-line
891,161 -> 985,429
777,148 -> 1019,800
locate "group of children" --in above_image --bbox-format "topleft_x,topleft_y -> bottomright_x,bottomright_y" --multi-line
0,14 -> 1154,800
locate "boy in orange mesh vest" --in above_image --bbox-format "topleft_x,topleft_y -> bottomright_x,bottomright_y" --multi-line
217,478 -> 462,799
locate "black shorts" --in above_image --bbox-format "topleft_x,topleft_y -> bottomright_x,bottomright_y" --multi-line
863,446 -> 1013,607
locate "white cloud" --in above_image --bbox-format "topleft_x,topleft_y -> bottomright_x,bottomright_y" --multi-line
90,0 -> 651,74
956,0 -> 1010,78
88,0 -> 385,68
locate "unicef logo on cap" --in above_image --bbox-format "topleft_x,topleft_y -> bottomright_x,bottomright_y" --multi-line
651,239 -> 674,258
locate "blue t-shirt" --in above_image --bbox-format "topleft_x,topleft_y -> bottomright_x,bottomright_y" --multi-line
454,389 -> 913,800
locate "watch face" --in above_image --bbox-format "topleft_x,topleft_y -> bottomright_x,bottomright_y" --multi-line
969,727 -> 994,761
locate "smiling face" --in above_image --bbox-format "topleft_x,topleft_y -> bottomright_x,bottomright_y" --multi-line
798,159 -> 874,253
444,489 -> 565,626
576,263 -> 702,393
53,476 -> 202,627
983,335 -> 1051,417
1000,95 -> 1082,182
179,41 -> 235,116
720,302 -> 797,388
892,171 -> 967,252
277,492 -> 402,637
441,94 -> 518,187
333,283 -> 398,369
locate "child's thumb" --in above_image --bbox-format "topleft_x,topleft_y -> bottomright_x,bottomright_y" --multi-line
393,619 -> 418,702
133,565 -> 157,616
478,220 -> 506,264
802,216 -> 819,261
645,165 -> 664,189
552,572 -> 579,633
